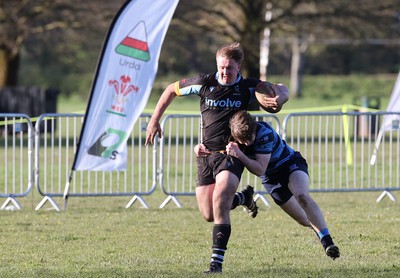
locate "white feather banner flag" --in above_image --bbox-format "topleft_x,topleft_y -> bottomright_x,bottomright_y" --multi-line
72,0 -> 179,171
370,71 -> 400,166
381,71 -> 400,131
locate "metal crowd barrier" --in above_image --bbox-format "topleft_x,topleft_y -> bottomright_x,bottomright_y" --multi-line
34,113 -> 157,211
282,111 -> 400,202
0,114 -> 34,210
1,111 -> 399,210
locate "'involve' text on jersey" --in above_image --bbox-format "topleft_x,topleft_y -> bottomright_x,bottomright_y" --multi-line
205,97 -> 242,108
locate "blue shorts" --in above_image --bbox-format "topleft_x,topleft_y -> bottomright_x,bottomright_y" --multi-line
196,153 -> 245,186
260,152 -> 308,205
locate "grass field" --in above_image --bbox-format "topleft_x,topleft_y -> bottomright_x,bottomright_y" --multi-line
0,191 -> 399,277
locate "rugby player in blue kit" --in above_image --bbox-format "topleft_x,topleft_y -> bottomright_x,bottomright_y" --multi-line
146,42 -> 289,273
225,110 -> 340,260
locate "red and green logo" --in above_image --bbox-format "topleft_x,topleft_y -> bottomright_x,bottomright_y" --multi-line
116,21 -> 150,61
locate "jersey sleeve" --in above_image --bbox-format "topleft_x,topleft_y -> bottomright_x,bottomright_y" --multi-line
175,74 -> 207,96
254,123 -> 274,154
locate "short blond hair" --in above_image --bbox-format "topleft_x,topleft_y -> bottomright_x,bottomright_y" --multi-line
216,42 -> 244,64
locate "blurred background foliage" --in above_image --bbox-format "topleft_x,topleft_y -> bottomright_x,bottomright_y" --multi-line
1,0 -> 399,101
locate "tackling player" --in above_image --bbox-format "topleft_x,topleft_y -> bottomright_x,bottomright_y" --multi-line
225,110 -> 340,260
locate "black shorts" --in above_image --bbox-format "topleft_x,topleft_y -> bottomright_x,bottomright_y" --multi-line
196,153 -> 245,186
260,151 -> 309,205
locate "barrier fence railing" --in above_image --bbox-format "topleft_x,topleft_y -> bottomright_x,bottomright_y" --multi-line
0,111 -> 398,210
0,113 -> 34,210
282,111 -> 400,202
34,113 -> 157,211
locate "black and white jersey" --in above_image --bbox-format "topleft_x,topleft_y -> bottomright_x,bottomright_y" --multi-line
175,72 -> 259,151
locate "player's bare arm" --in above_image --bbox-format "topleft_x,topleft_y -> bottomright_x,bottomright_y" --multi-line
145,83 -> 177,145
274,83 -> 289,108
225,142 -> 270,176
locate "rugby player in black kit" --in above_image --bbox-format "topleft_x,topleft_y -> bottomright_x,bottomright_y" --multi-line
145,42 -> 289,273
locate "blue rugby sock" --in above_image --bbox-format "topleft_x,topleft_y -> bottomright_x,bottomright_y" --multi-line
317,228 -> 330,239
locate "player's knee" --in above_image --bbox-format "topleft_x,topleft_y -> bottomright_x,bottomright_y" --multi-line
296,193 -> 311,209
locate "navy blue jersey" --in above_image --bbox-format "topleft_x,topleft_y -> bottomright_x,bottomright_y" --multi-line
175,72 -> 259,151
245,122 -> 295,176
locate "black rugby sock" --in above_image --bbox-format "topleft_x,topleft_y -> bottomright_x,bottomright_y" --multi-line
210,224 -> 231,267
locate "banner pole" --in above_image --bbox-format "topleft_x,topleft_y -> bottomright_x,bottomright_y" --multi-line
63,171 -> 74,210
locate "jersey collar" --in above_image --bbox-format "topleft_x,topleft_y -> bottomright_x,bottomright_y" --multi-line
215,72 -> 242,86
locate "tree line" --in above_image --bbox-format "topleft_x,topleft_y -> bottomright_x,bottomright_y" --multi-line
1,0 -> 399,98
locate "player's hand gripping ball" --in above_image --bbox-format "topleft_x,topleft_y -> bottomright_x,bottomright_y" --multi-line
255,82 -> 288,113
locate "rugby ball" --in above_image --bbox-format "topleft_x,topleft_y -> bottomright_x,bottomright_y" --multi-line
255,82 -> 281,113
